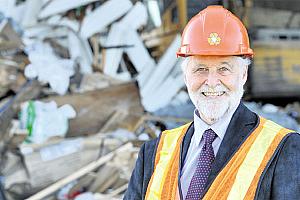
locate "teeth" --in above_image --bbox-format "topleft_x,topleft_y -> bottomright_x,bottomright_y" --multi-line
203,92 -> 224,96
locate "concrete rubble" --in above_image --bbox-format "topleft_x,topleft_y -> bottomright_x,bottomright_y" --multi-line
0,0 -> 299,200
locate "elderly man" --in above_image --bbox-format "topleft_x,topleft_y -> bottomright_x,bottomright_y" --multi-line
124,6 -> 300,200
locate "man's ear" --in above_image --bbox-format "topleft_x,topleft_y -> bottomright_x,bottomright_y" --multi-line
184,73 -> 187,85
242,66 -> 248,85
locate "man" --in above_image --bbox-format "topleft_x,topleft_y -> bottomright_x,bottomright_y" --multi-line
124,5 -> 300,200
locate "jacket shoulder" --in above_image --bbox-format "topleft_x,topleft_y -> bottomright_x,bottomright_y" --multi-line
256,132 -> 300,200
123,138 -> 159,200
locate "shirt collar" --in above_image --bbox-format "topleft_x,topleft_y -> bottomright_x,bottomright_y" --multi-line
193,102 -> 240,145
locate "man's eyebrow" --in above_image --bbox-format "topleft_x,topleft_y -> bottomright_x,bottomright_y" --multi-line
194,63 -> 207,67
220,62 -> 233,69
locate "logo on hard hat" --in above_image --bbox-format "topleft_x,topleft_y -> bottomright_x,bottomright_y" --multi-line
208,33 -> 221,45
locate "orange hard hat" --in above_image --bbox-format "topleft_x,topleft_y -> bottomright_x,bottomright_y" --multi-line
177,5 -> 253,57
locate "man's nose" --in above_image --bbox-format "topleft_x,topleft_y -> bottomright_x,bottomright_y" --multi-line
205,72 -> 220,87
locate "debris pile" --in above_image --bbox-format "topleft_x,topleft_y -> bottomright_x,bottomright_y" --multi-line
0,1 -> 300,200
0,0 -> 189,199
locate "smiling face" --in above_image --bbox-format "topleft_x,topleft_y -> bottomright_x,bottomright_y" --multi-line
183,55 -> 249,124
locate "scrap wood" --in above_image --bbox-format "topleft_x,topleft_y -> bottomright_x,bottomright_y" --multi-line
75,73 -> 123,93
43,82 -> 144,137
25,143 -> 132,200
0,19 -> 23,51
0,58 -> 20,68
102,2 -> 152,82
93,193 -> 121,200
0,80 -> 41,140
99,110 -> 143,133
136,113 -> 192,125
22,138 -> 101,189
139,123 -> 158,139
38,0 -> 99,19
104,113 -> 192,139
7,120 -> 28,149
140,34 -> 181,98
105,183 -> 128,197
90,36 -> 101,71
80,0 -> 133,38
68,173 -> 95,197
145,114 -> 191,124
95,171 -> 119,193
20,0 -> 43,28
89,165 -> 118,193
100,48 -> 106,73
143,74 -> 185,112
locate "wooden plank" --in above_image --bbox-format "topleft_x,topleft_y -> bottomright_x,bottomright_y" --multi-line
99,110 -> 144,133
68,29 -> 93,74
140,35 -> 181,99
0,19 -> 23,51
103,23 -> 127,78
106,183 -> 128,197
143,74 -> 185,112
80,0 -> 132,38
120,2 -> 148,30
143,114 -> 192,124
90,36 -> 100,71
136,60 -> 156,87
125,29 -> 156,73
25,143 -> 132,200
89,165 -> 118,192
43,82 -> 144,137
103,2 -> 150,80
21,0 -> 43,27
38,0 -> 99,19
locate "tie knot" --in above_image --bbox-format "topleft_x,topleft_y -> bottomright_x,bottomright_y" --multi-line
203,129 -> 217,145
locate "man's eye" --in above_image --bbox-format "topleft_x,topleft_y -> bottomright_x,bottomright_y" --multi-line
218,67 -> 229,72
196,68 -> 208,72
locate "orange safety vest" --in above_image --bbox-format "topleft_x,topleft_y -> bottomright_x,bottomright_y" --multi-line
145,117 -> 293,200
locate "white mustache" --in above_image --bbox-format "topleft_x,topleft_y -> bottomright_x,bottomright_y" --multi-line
199,84 -> 229,93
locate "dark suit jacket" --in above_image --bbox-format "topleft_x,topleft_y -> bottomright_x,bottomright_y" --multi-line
124,103 -> 300,200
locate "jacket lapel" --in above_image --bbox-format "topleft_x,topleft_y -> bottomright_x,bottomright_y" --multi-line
204,103 -> 258,192
179,102 -> 259,198
147,103 -> 259,200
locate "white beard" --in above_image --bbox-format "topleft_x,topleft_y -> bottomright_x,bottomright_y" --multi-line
188,83 -> 244,123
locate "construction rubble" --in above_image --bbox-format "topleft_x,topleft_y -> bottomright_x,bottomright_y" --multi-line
0,1 -> 300,200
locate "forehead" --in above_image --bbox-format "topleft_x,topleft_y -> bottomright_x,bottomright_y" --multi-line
189,55 -> 238,66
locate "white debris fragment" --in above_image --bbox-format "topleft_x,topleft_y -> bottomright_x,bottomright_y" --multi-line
120,1 -> 148,30
21,0 -> 43,27
80,0 -> 133,38
103,22 -> 128,78
39,0 -> 99,19
61,19 -> 93,74
19,100 -> 76,144
103,2 -> 152,80
141,35 -> 181,98
24,42 -> 75,95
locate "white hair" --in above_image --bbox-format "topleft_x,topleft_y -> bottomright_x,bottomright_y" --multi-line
180,56 -> 251,73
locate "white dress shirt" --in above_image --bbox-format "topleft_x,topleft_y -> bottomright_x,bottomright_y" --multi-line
180,104 -> 239,198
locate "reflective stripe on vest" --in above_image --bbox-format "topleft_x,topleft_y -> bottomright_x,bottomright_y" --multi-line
145,117 -> 293,200
145,123 -> 191,200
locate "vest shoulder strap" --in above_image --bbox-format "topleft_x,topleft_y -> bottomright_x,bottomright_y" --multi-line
204,117 -> 294,200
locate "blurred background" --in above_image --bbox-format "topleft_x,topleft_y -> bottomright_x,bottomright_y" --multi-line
0,0 -> 300,199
